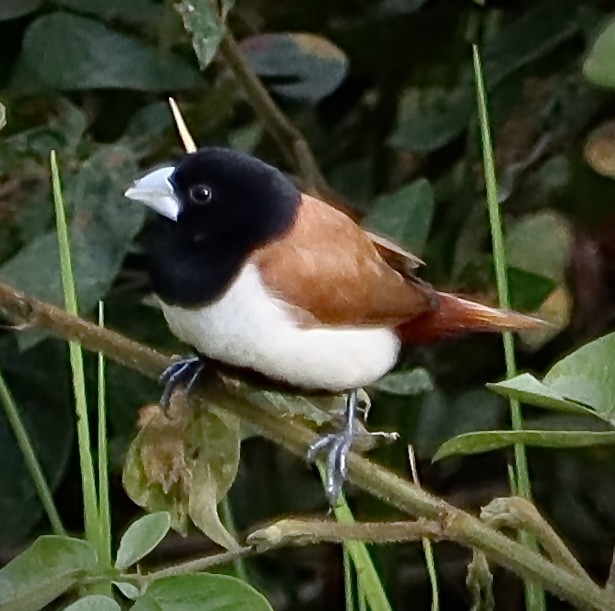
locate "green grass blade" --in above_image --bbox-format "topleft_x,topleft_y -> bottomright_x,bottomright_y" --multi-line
50,150 -> 100,549
343,547 -> 354,611
318,466 -> 392,611
97,301 -> 112,569
220,496 -> 250,582
409,447 -> 439,611
0,367 -> 65,535
472,46 -> 546,610
358,584 -> 368,611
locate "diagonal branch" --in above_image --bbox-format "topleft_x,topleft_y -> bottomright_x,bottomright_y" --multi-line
0,280 -> 612,610
218,32 -> 329,196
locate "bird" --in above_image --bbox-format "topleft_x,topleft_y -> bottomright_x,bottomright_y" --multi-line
124,146 -> 541,503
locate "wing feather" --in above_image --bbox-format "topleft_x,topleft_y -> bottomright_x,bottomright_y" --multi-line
255,194 -> 436,326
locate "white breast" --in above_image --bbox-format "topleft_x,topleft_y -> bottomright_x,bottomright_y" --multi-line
160,264 -> 401,391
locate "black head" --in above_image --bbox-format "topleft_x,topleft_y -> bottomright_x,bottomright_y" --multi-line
125,147 -> 300,305
170,147 -> 300,245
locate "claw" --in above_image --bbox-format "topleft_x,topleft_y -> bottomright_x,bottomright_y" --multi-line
159,355 -> 205,408
306,389 -> 359,505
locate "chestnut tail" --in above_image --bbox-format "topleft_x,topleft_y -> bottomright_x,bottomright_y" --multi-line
398,292 -> 544,344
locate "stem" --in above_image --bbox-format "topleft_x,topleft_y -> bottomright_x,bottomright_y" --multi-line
50,151 -> 100,550
343,547 -> 354,611
472,45 -> 530,497
0,367 -> 65,535
481,497 -> 590,581
97,302 -> 112,572
0,283 -> 613,610
138,546 -> 254,584
220,496 -> 250,582
317,465 -> 393,611
409,446 -> 439,611
218,32 -> 328,195
248,518 -> 443,548
472,46 -> 544,610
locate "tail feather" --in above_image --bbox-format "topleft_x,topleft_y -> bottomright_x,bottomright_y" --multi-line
398,292 -> 544,344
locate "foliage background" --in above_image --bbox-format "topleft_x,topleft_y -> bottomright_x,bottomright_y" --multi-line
1,0 -> 615,609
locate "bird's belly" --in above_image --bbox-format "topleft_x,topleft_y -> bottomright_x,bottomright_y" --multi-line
160,264 -> 401,391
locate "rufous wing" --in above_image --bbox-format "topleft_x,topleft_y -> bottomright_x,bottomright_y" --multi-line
255,194 -> 437,326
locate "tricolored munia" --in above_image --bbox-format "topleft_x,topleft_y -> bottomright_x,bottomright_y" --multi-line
124,147 -> 540,502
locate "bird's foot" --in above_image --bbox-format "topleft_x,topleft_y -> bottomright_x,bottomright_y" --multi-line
159,355 -> 206,409
306,389 -> 359,506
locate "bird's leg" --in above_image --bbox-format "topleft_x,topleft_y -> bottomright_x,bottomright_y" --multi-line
306,389 -> 359,505
159,354 -> 207,409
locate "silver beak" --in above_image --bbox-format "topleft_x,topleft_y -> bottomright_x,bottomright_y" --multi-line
124,166 -> 179,221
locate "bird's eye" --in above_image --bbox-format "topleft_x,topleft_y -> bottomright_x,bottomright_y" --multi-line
188,184 -> 213,205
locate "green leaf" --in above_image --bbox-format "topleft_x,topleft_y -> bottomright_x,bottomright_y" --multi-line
488,333 -> 615,427
10,12 -> 201,93
0,535 -> 97,611
132,574 -> 273,611
487,374 -> 596,418
584,17 -> 615,89
187,408 -> 241,550
363,178 -> 434,255
506,211 -> 572,283
482,0 -> 578,88
370,367 -> 433,396
176,0 -> 235,70
0,102 -> 5,131
114,581 -> 141,600
119,102 -> 175,157
544,332 -> 615,423
115,512 -> 171,570
507,267 -> 556,312
3,98 -> 88,169
388,93 -> 471,153
57,0 -> 162,25
241,33 -> 348,103
0,0 -> 42,20
434,430 -> 615,461
0,145 -> 146,349
64,595 -> 121,611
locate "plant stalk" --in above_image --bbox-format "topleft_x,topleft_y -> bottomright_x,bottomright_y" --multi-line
472,45 -> 544,611
0,367 -> 65,536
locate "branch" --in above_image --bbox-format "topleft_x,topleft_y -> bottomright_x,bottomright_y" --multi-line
218,32 -> 329,196
247,518 -> 443,549
0,280 -> 613,611
481,497 -> 590,582
127,519 -> 441,586
0,282 -> 167,378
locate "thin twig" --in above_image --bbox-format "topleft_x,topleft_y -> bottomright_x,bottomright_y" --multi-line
481,497 -> 591,582
409,446 -> 440,611
137,546 -> 254,584
218,32 -> 328,195
0,282 -> 613,610
247,518 -> 442,549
